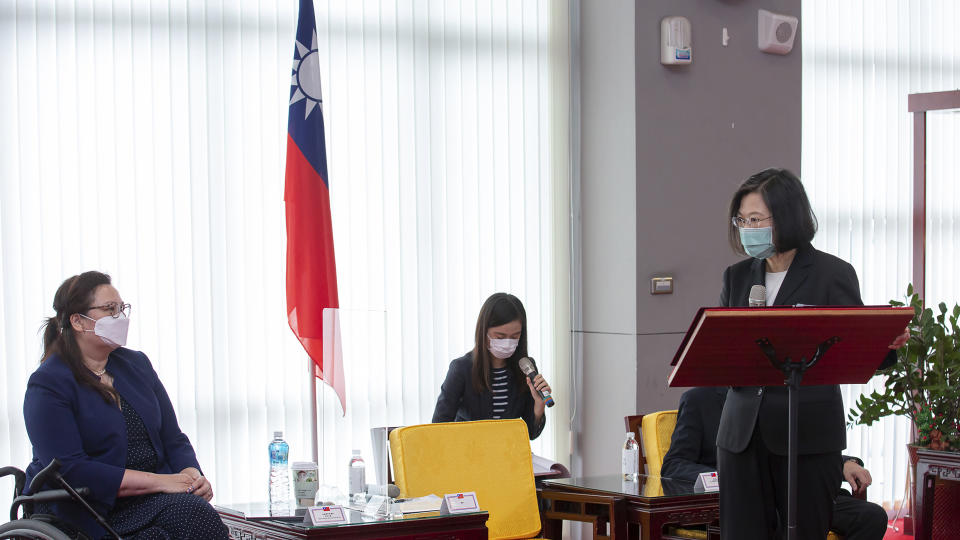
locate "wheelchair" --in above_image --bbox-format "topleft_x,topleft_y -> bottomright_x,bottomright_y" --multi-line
1,459 -> 121,540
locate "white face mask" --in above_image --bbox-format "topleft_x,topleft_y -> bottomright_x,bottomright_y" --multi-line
80,313 -> 129,348
488,337 -> 519,360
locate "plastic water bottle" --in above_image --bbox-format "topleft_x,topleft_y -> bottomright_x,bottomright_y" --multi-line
622,432 -> 640,480
269,431 -> 290,512
349,449 -> 366,504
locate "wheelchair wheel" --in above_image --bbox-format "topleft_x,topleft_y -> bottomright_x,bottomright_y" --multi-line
0,518 -> 74,540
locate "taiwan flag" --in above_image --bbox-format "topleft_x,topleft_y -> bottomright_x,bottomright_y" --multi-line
285,0 -> 345,413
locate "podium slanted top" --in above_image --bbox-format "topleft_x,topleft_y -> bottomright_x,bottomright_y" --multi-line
668,306 -> 913,388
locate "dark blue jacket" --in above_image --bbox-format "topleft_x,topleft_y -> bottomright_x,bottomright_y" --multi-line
23,347 -> 201,538
431,352 -> 546,440
661,387 -> 728,483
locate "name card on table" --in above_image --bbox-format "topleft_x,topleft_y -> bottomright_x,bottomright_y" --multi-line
440,492 -> 480,514
304,505 -> 348,526
362,495 -> 389,517
694,471 -> 720,493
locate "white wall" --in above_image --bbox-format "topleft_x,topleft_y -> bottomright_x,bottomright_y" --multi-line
577,0 -> 638,477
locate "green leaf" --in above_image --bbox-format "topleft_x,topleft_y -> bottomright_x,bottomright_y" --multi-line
847,285 -> 960,431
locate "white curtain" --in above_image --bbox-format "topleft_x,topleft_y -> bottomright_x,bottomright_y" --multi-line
925,109 -> 960,309
802,0 -> 960,508
0,0 -> 571,513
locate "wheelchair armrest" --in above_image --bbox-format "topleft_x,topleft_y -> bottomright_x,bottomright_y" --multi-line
10,487 -> 91,521
28,488 -> 91,504
0,466 -> 26,498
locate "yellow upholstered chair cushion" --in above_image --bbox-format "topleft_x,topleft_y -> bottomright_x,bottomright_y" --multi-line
640,409 -> 677,477
389,418 -> 541,540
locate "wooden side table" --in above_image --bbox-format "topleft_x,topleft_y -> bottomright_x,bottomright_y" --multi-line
539,475 -> 719,540
913,448 -> 960,540
538,488 -> 627,540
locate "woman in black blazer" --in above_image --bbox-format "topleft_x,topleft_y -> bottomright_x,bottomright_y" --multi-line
717,169 -> 906,539
431,293 -> 551,440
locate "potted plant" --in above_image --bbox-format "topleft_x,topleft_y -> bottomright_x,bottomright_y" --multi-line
848,285 -> 960,450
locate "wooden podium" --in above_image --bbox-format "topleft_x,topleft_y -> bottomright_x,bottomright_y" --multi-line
668,305 -> 913,540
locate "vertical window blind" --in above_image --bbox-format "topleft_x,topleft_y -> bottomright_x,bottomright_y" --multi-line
802,0 -> 960,508
0,0 -> 571,511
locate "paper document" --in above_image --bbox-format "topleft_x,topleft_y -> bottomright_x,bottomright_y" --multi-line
531,453 -> 571,478
393,494 -> 442,514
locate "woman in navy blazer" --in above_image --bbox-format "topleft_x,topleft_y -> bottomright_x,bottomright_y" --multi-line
716,169 -> 906,540
23,271 -> 227,539
432,293 -> 551,440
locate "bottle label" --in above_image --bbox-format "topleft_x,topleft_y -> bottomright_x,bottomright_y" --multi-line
270,442 -> 289,465
349,465 -> 366,495
622,448 -> 639,476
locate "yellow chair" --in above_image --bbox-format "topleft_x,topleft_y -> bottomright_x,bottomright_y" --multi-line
624,411 -> 677,497
624,411 -> 677,477
641,410 -> 677,477
389,418 -> 541,540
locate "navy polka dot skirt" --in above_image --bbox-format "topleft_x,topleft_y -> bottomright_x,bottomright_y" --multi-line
105,395 -> 228,540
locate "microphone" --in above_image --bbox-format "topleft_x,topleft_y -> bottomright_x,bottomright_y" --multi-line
518,357 -> 555,408
749,284 -> 766,307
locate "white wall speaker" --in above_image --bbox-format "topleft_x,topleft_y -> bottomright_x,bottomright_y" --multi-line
757,9 -> 798,55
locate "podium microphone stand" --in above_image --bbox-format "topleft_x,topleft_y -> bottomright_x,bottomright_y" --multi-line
668,306 -> 912,540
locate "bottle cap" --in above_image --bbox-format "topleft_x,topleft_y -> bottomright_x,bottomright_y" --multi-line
352,449 -> 361,455
626,432 -> 635,438
274,431 -> 283,438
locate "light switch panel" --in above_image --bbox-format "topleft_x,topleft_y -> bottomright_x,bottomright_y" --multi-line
651,276 -> 674,295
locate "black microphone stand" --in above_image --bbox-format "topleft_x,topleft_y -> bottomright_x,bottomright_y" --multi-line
755,336 -> 840,540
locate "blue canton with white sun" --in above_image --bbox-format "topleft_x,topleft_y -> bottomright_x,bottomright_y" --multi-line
288,6 -> 329,182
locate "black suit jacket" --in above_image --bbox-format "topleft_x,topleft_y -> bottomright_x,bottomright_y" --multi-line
716,244 -> 895,455
661,387 -> 727,483
431,352 -> 546,440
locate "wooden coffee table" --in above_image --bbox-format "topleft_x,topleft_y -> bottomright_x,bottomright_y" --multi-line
215,503 -> 488,539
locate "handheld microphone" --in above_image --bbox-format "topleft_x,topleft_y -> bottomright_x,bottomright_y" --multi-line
518,357 -> 555,408
749,284 -> 766,307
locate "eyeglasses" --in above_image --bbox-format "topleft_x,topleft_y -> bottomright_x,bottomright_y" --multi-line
86,302 -> 132,319
731,216 -> 773,229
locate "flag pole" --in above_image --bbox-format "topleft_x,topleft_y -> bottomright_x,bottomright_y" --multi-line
310,358 -> 319,464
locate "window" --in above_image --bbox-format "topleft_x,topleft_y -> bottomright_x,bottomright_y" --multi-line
0,0 -> 571,508
802,0 -> 960,506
